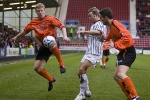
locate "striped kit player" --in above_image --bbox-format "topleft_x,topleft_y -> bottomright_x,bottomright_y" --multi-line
75,7 -> 107,100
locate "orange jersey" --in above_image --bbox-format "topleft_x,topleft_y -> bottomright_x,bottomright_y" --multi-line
106,20 -> 135,50
24,15 -> 65,42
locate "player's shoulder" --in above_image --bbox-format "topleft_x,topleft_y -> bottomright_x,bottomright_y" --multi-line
95,20 -> 106,27
45,15 -> 60,20
45,15 -> 54,18
32,17 -> 39,21
112,20 -> 123,27
30,17 -> 40,23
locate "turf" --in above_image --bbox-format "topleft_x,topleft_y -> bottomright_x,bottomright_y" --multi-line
0,53 -> 149,100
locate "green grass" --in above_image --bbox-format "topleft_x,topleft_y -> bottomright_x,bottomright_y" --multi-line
0,53 -> 149,100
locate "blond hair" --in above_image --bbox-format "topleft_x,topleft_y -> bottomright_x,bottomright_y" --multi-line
35,3 -> 45,10
88,7 -> 100,16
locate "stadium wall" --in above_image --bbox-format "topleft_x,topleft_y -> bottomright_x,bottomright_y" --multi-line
0,48 -> 35,58
59,46 -> 148,55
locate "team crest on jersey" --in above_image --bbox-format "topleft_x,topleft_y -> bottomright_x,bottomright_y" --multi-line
43,22 -> 47,25
121,33 -> 124,36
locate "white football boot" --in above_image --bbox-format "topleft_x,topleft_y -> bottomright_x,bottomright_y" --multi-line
74,94 -> 86,100
85,90 -> 91,97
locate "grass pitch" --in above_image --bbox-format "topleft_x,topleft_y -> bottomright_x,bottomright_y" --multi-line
0,53 -> 149,100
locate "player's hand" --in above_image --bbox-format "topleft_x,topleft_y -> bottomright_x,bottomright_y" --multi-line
63,36 -> 70,43
12,36 -> 17,43
104,41 -> 114,49
76,30 -> 84,36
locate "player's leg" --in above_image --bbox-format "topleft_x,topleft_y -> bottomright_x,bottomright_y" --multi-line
99,57 -> 103,67
114,46 -> 141,100
34,60 -> 53,81
75,62 -> 89,100
50,42 -> 66,74
114,65 -> 141,100
93,61 -> 97,68
75,55 -> 93,100
105,55 -> 109,63
35,45 -> 56,91
114,65 -> 133,99
34,60 -> 56,91
78,59 -> 92,94
105,49 -> 110,62
102,56 -> 106,68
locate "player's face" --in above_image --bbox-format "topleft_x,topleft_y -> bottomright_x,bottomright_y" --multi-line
100,15 -> 108,25
88,12 -> 97,23
35,7 -> 45,19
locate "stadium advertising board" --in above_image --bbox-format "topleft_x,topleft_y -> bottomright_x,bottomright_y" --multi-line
20,48 -> 28,55
135,48 -> 143,54
28,48 -> 35,55
60,47 -> 144,54
6,48 -> 19,57
110,48 -> 143,54
0,48 -> 6,58
143,48 -> 150,54
59,46 -> 86,51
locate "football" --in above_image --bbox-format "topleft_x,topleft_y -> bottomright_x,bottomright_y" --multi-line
43,36 -> 57,48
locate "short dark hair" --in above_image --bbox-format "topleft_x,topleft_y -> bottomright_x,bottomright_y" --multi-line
99,8 -> 113,19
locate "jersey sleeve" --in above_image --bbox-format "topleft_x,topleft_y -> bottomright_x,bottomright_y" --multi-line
49,16 -> 65,29
24,21 -> 33,33
95,21 -> 107,35
114,33 -> 134,50
113,20 -> 134,50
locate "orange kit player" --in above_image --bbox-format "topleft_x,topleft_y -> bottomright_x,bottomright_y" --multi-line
100,8 -> 142,100
12,3 -> 70,91
101,40 -> 110,68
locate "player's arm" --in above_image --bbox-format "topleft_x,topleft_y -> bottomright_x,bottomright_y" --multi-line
60,27 -> 70,43
51,17 -> 70,43
77,30 -> 101,35
12,31 -> 27,43
114,34 -> 132,50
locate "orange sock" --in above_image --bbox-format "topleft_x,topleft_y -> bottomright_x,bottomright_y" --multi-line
102,57 -> 105,65
123,77 -> 138,97
38,68 -> 53,82
51,46 -> 64,66
117,79 -> 132,99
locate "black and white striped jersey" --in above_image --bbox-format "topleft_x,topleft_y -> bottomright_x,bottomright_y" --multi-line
86,21 -> 107,56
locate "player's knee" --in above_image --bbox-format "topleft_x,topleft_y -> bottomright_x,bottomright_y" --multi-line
78,67 -> 85,74
34,67 -> 38,72
34,66 -> 42,72
113,72 -> 118,80
113,74 -> 119,81
116,72 -> 124,80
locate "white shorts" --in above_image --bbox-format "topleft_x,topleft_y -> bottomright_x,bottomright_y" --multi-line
81,54 -> 102,65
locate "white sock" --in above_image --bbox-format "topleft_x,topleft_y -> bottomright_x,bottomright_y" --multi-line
82,74 -> 89,91
79,74 -> 86,95
100,60 -> 102,66
79,83 -> 85,95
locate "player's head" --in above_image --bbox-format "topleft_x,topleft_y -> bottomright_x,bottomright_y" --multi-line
35,3 -> 45,19
99,8 -> 113,25
88,7 -> 100,23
